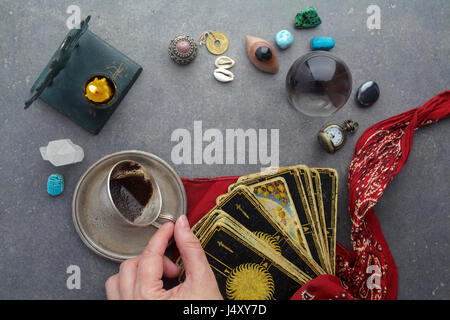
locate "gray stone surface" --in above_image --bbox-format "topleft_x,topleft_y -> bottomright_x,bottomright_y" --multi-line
0,0 -> 449,299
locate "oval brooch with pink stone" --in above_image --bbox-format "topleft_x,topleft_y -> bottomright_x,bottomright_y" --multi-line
168,35 -> 198,65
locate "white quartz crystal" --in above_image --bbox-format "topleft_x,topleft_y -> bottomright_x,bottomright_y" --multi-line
40,139 -> 84,166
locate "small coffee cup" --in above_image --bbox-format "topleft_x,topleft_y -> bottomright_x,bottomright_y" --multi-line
100,160 -> 172,227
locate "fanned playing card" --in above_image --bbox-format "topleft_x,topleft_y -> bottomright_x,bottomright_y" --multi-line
294,165 -> 332,273
314,168 -> 338,274
310,169 -> 328,248
196,211 -> 309,280
247,177 -> 310,255
192,212 -> 307,300
229,168 -> 329,272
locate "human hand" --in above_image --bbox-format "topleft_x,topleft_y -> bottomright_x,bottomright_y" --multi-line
105,215 -> 223,300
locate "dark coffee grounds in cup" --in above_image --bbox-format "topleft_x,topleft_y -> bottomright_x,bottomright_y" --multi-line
109,162 -> 153,222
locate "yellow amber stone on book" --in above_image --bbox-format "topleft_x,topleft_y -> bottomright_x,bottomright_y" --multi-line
85,77 -> 113,103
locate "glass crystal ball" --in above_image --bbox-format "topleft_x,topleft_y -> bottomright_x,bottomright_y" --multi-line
286,51 -> 352,117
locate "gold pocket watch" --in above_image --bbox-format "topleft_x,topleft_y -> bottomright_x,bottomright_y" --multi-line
317,120 -> 359,153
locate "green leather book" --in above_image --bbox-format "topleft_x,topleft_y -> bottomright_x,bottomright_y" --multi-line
26,16 -> 142,134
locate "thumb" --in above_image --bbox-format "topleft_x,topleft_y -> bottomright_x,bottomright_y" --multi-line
174,215 -> 211,282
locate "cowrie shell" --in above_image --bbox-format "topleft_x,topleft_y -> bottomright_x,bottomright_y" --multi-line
214,67 -> 234,83
214,56 -> 235,69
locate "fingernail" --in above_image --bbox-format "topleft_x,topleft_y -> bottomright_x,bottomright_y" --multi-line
177,215 -> 190,230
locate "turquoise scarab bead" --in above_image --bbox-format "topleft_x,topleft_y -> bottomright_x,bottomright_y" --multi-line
47,174 -> 64,196
311,37 -> 335,51
275,30 -> 294,49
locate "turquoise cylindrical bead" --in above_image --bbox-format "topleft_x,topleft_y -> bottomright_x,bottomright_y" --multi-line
311,37 -> 335,51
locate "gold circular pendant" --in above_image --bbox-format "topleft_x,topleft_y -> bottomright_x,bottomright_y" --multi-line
205,31 -> 229,55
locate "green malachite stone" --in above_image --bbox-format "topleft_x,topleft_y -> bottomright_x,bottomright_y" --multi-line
294,7 -> 322,29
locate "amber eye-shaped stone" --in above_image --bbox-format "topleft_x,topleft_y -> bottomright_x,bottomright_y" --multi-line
246,36 -> 279,74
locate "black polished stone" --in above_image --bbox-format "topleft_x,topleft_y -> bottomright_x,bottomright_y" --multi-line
255,46 -> 272,61
356,81 -> 380,107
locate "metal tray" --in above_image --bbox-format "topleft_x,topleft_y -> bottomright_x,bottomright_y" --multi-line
72,150 -> 187,262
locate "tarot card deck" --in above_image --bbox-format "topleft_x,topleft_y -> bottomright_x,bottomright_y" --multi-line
177,165 -> 338,300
